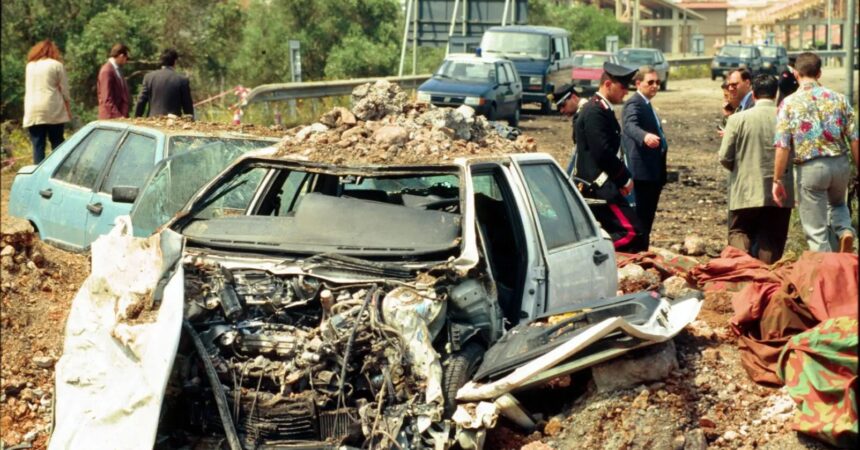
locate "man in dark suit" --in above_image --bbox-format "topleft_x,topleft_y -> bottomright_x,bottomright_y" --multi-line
573,62 -> 646,253
135,48 -> 194,118
621,65 -> 667,249
97,44 -> 131,119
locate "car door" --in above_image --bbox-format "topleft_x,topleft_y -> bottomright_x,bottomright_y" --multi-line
503,62 -> 522,112
512,155 -> 617,313
36,126 -> 125,250
84,130 -> 161,245
494,62 -> 513,117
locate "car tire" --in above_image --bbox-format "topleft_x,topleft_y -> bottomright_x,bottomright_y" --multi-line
442,341 -> 485,416
660,77 -> 668,91
508,107 -> 520,127
488,103 -> 498,121
711,72 -> 716,81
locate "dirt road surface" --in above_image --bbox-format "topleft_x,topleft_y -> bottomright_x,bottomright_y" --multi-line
1,68 -> 853,449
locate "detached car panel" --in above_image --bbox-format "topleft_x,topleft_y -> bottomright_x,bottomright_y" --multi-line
51,152 -> 700,449
8,121 -> 278,251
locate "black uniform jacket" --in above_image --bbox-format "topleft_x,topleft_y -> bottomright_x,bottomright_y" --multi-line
573,95 -> 631,202
135,67 -> 194,118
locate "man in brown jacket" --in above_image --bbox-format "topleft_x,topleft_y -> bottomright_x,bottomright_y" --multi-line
718,74 -> 793,263
97,44 -> 130,119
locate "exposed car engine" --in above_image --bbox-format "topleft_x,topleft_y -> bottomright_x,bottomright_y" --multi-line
157,258 -> 497,449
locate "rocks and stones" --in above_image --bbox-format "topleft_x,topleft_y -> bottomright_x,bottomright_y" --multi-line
660,275 -> 697,299
543,417 -> 563,437
617,263 -> 661,293
32,356 -> 54,369
684,428 -> 708,450
592,341 -> 679,392
683,235 -> 706,256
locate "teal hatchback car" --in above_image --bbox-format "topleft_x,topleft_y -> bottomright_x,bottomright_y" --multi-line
8,120 -> 278,251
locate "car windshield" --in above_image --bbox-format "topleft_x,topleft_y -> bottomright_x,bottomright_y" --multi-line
435,60 -> 497,83
759,47 -> 778,57
176,161 -> 463,258
481,31 -> 549,59
573,53 -> 609,68
616,50 -> 657,65
719,46 -> 753,58
167,135 -> 275,157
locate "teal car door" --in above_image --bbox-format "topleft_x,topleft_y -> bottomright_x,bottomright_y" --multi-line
84,130 -> 160,246
38,127 -> 124,250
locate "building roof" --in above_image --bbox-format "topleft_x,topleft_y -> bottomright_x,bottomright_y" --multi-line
742,0 -> 824,25
677,2 -> 730,10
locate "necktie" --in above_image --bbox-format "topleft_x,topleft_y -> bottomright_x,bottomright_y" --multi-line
652,104 -> 666,153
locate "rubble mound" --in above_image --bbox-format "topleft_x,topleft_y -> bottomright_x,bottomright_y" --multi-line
0,216 -> 89,448
113,115 -> 286,138
275,80 -> 537,165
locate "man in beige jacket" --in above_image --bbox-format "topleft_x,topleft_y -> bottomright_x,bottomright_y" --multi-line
718,74 -> 793,264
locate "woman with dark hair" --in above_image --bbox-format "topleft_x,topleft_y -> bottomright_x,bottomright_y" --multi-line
776,67 -> 799,106
23,39 -> 71,164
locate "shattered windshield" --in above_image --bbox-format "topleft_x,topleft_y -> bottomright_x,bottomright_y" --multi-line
481,31 -> 549,59
435,60 -> 497,83
178,162 -> 463,258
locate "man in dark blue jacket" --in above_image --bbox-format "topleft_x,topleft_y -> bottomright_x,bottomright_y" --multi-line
573,62 -> 646,252
621,65 -> 667,249
135,48 -> 194,118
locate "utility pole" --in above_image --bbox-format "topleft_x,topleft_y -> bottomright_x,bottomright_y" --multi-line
632,0 -> 640,47
398,0 -> 414,77
826,0 -> 832,50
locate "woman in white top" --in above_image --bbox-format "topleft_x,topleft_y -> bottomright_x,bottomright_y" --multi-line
23,39 -> 71,164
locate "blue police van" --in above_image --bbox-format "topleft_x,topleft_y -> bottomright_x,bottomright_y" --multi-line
479,25 -> 573,114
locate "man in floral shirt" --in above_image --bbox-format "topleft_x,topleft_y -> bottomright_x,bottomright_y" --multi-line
772,52 -> 859,252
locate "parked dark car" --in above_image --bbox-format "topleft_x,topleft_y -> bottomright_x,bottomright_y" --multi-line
615,48 -> 670,90
757,45 -> 789,75
480,25 -> 574,113
711,44 -> 763,80
571,51 -> 617,95
417,54 -> 523,125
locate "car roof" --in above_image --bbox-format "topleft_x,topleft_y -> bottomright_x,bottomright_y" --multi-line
93,118 -> 285,140
722,44 -> 758,48
485,25 -> 568,36
618,47 -> 661,53
573,51 -> 612,56
445,53 -> 511,64
250,151 -> 548,170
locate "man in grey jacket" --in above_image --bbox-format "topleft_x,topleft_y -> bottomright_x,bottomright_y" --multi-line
718,74 -> 793,263
134,48 -> 194,118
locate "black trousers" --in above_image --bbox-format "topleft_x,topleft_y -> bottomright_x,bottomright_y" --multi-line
27,123 -> 65,164
633,179 -> 664,250
591,201 -> 648,253
728,206 -> 792,264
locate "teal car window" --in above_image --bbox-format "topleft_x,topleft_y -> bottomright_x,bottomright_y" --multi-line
101,132 -> 157,193
52,129 -> 123,189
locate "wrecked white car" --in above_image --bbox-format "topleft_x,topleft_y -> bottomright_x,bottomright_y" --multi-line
50,150 -> 701,450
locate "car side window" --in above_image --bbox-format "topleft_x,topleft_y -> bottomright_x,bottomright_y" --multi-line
101,132 -> 157,193
497,64 -> 509,84
520,163 -> 595,249
52,129 -> 123,189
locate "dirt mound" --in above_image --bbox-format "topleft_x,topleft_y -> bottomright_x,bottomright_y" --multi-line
275,80 -> 537,165
112,115 -> 286,138
0,216 -> 89,448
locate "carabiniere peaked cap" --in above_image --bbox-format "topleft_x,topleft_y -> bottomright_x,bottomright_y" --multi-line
603,61 -> 637,85
550,83 -> 583,106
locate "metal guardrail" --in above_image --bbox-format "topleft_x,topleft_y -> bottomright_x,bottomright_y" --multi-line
242,49 -> 858,106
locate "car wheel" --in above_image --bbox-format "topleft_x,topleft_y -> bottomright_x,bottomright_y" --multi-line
488,103 -> 498,121
711,72 -> 716,81
508,106 -> 520,127
660,77 -> 668,91
442,341 -> 485,416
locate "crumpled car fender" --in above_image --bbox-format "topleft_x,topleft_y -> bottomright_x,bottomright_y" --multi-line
50,217 -> 184,450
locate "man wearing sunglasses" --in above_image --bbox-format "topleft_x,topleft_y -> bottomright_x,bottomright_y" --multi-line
572,62 -> 646,252
621,66 -> 667,250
